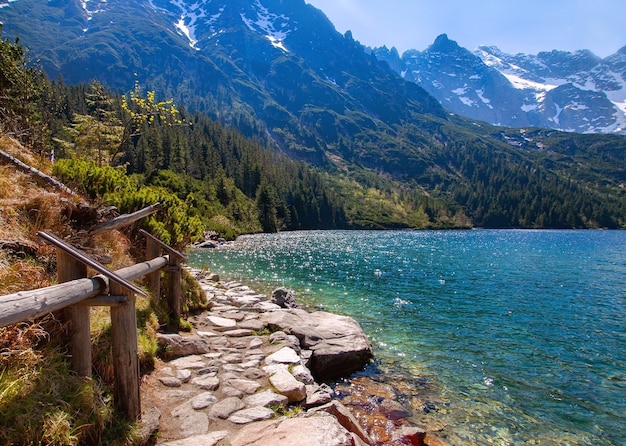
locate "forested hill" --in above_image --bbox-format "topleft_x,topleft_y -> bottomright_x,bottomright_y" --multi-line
2,2 -> 626,231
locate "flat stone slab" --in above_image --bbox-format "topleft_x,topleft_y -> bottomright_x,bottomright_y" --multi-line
228,378 -> 262,394
158,376 -> 183,388
169,355 -> 207,370
208,397 -> 245,420
190,392 -> 218,410
265,346 -> 301,365
223,329 -> 254,337
230,415 -> 361,446
206,316 -> 237,330
170,402 -> 209,437
157,334 -> 211,357
214,311 -> 246,321
192,375 -> 220,390
244,389 -> 288,408
228,407 -> 275,424
159,431 -> 228,446
238,318 -> 266,331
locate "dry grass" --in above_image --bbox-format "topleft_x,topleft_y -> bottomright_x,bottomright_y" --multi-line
0,137 -> 149,445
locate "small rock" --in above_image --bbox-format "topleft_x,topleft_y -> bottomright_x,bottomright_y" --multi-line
229,295 -> 261,306
158,376 -> 183,388
230,415 -> 360,446
251,301 -> 282,312
228,407 -> 275,424
392,426 -> 427,445
206,315 -> 237,331
192,375 -> 220,391
197,330 -> 220,338
269,368 -> 307,402
379,398 -> 412,421
223,329 -> 254,337
229,378 -> 262,394
171,402 -> 209,437
238,318 -> 266,331
309,400 -> 372,446
271,287 -> 301,309
221,364 -> 245,373
177,369 -> 192,383
244,389 -> 289,408
191,392 -> 218,410
265,346 -> 301,365
220,386 -> 244,398
208,397 -> 245,420
159,431 -> 228,446
138,407 -> 161,445
292,364 -> 315,384
248,337 -> 264,349
304,383 -> 334,407
159,367 -> 174,376
243,368 -> 266,380
157,334 -> 211,357
169,355 -> 207,370
221,352 -> 243,363
215,311 -> 246,321
269,331 -> 301,352
240,359 -> 261,369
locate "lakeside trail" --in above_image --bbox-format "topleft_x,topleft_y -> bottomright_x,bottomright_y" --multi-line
139,268 -> 450,446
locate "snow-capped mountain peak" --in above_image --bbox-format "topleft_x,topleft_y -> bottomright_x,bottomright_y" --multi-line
374,35 -> 626,134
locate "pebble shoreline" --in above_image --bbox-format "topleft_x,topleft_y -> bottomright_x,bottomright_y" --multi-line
140,268 -> 441,446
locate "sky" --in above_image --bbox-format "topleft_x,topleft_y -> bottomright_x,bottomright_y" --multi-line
305,0 -> 626,58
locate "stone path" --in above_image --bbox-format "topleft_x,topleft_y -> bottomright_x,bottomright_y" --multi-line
139,270 -> 431,446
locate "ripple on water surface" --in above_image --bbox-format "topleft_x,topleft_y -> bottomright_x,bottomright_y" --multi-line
189,230 -> 626,445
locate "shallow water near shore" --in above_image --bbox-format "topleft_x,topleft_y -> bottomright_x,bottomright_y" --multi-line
189,229 -> 626,445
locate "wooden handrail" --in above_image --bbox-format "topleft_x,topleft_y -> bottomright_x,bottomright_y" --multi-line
0,212 -> 182,421
0,255 -> 169,328
37,231 -> 147,297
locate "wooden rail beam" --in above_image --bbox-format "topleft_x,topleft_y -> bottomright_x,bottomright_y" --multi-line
0,256 -> 169,328
89,203 -> 161,235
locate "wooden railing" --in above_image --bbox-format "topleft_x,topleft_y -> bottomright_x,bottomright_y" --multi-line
0,204 -> 186,420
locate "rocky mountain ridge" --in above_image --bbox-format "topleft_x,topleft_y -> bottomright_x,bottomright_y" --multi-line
372,34 -> 626,134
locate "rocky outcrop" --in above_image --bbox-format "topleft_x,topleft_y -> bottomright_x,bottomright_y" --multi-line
260,308 -> 373,380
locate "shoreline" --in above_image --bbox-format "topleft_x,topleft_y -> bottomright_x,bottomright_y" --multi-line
141,268 -> 447,445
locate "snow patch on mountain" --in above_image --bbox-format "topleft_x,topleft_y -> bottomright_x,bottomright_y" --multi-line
240,0 -> 294,52
476,88 -> 493,108
170,0 -> 207,50
0,0 -> 19,9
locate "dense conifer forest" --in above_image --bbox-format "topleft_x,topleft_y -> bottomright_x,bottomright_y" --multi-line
3,37 -> 626,240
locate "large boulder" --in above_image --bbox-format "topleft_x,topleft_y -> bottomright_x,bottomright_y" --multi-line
230,413 -> 370,446
261,309 -> 373,380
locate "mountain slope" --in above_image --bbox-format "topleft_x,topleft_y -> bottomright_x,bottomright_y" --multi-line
2,0 -> 626,229
373,34 -> 626,134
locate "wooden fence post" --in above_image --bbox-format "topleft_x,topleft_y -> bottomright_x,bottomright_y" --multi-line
109,281 -> 141,420
57,250 -> 91,378
167,255 -> 181,331
145,237 -> 161,297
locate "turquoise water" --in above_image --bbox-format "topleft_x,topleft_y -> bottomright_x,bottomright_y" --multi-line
189,230 -> 626,445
